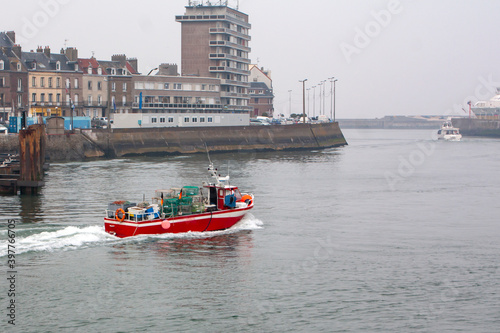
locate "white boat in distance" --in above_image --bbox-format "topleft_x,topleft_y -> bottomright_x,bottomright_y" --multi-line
437,121 -> 462,141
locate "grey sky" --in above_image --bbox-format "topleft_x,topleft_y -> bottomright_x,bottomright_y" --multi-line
2,0 -> 499,118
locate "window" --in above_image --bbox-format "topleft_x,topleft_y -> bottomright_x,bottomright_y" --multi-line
97,81 -> 102,90
97,95 -> 102,106
32,93 -> 36,102
17,94 -> 21,107
208,117 -> 213,123
151,117 -> 157,123
40,93 -> 45,102
74,79 -> 79,89
123,83 -> 127,92
56,61 -> 61,71
168,117 -> 174,123
122,96 -> 126,106
201,84 -> 206,90
17,63 -> 21,71
0,60 -> 3,70
200,117 -> 205,123
160,117 -> 166,123
174,83 -> 182,90
192,117 -> 198,123
32,77 -> 36,87
97,68 -> 102,75
57,77 -> 61,88
184,117 -> 190,123
74,94 -> 79,105
17,78 -> 22,91
40,77 -> 45,87
66,79 -> 70,89
164,83 -> 169,90
111,82 -> 116,92
56,94 -> 60,103
0,78 -> 3,87
88,96 -> 93,105
87,67 -> 92,75
48,93 -> 53,103
111,68 -> 116,75
48,77 -> 53,88
88,81 -> 92,90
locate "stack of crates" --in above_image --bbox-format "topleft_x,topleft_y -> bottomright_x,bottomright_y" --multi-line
163,198 -> 179,217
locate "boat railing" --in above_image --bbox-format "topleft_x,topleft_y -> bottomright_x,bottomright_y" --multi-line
105,209 -> 160,222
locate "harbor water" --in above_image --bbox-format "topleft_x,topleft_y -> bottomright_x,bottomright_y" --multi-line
1,129 -> 499,332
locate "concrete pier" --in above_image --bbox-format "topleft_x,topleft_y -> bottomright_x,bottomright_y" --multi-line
0,122 -> 347,162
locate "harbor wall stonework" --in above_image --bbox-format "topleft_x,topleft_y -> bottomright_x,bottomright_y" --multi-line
452,118 -> 500,138
1,123 -> 347,162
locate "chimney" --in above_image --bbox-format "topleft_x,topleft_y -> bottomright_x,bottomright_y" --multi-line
65,47 -> 78,61
111,54 -> 126,65
12,44 -> 22,60
158,63 -> 179,76
44,46 -> 51,58
6,31 -> 15,44
127,58 -> 138,73
36,46 -> 43,53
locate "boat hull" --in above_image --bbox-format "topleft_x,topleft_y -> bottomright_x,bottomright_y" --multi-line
104,206 -> 252,238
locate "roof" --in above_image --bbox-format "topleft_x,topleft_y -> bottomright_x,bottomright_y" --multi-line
78,58 -> 101,74
21,51 -> 76,72
250,82 -> 274,97
0,32 -> 14,48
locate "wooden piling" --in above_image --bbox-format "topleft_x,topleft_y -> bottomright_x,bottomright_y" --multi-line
17,124 -> 46,195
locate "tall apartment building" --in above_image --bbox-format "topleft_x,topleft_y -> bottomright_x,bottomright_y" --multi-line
176,2 -> 252,113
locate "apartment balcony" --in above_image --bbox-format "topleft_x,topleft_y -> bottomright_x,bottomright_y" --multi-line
209,53 -> 251,64
220,91 -> 250,99
209,66 -> 250,76
209,40 -> 251,53
209,28 -> 251,41
220,79 -> 250,87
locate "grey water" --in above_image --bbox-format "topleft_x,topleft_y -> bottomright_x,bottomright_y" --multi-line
1,129 -> 499,332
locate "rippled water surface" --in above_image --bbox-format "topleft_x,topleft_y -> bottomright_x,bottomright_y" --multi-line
1,129 -> 499,332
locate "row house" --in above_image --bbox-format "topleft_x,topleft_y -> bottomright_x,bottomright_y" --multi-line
98,54 -> 138,118
79,54 -> 137,119
0,31 -> 29,122
22,45 -> 83,117
248,65 -> 274,117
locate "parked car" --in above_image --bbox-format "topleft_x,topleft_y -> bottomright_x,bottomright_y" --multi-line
250,118 -> 270,126
0,124 -> 8,135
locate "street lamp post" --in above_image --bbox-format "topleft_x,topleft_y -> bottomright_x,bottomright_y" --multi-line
288,90 -> 292,116
329,77 -> 335,120
312,86 -> 316,118
299,79 -> 307,124
318,82 -> 323,116
333,78 -> 338,122
322,80 -> 326,117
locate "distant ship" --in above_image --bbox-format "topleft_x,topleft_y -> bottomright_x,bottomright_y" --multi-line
472,89 -> 500,120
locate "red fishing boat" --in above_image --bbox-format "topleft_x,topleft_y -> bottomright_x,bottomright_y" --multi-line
104,163 -> 254,238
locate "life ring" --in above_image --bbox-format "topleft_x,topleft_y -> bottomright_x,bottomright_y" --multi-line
240,194 -> 252,202
115,208 -> 125,222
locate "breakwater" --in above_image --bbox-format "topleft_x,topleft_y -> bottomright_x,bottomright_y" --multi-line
0,123 -> 347,162
452,118 -> 500,138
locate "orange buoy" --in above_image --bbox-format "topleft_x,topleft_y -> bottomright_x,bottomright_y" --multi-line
161,221 -> 171,230
115,208 -> 126,222
240,194 -> 252,202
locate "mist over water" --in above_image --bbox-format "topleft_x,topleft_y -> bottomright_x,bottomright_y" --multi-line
1,129 -> 499,332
